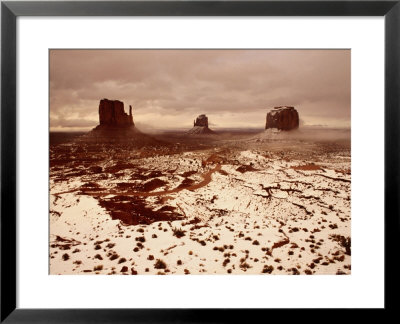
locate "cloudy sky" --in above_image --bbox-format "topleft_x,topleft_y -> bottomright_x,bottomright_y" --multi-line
50,49 -> 350,132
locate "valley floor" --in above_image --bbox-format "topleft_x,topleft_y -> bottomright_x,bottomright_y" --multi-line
50,132 -> 351,275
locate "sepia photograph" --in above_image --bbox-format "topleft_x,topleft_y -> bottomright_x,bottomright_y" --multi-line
49,49 -> 351,275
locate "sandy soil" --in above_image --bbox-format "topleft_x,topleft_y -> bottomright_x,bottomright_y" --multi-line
49,129 -> 351,275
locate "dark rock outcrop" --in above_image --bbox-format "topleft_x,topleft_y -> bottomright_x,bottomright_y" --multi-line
265,106 -> 299,131
188,114 -> 215,135
193,114 -> 208,127
79,99 -> 163,146
99,99 -> 134,127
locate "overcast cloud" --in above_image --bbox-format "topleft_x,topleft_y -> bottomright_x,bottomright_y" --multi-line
50,49 -> 350,131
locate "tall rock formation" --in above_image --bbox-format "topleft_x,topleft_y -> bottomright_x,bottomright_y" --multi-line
79,99 -> 163,147
99,99 -> 134,127
265,106 -> 299,131
188,114 -> 215,135
193,114 -> 209,127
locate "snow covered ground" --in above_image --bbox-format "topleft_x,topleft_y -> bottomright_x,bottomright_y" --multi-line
50,133 -> 351,275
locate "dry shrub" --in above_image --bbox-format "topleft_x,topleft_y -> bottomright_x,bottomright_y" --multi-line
172,227 -> 186,238
262,265 -> 274,274
330,235 -> 351,255
154,259 -> 167,269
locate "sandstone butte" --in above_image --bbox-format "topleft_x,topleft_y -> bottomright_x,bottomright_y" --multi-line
265,106 -> 299,131
98,98 -> 134,127
187,114 -> 216,135
194,114 -> 209,127
80,99 -> 161,146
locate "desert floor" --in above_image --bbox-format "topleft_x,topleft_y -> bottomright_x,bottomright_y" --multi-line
50,129 -> 351,275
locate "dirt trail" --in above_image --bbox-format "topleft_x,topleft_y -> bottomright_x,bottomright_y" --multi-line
54,164 -> 222,197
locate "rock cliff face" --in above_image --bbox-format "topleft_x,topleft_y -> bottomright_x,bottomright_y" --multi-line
194,114 -> 208,127
188,114 -> 215,135
79,99 -> 163,146
99,99 -> 134,127
265,106 -> 299,131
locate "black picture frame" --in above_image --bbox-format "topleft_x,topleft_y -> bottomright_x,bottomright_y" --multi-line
1,0 -> 399,322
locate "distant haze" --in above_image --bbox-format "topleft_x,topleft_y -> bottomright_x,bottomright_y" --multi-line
50,49 -> 350,132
